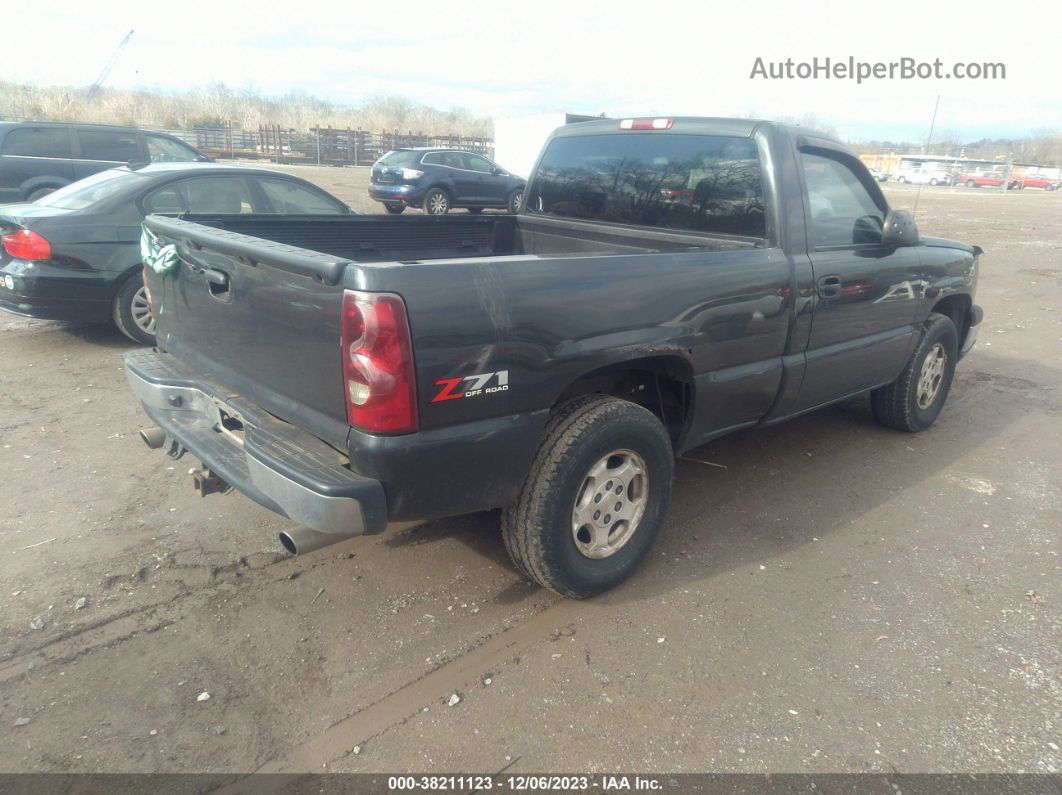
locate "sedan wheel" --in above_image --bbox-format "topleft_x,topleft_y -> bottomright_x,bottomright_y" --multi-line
113,274 -> 156,346
508,189 -> 523,214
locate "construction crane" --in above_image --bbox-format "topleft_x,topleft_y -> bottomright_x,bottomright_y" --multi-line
90,29 -> 135,93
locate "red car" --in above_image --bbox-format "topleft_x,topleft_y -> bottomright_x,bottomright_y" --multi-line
958,171 -> 1021,189
1016,174 -> 1060,191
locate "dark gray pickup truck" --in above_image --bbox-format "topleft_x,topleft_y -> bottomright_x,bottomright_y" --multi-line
126,116 -> 983,597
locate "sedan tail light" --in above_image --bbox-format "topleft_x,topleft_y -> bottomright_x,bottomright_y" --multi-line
341,290 -> 418,434
1,228 -> 51,261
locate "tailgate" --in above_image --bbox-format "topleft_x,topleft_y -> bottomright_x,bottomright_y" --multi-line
143,214 -> 351,448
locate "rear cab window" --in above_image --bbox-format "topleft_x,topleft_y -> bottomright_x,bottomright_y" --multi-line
2,127 -> 72,158
525,132 -> 767,238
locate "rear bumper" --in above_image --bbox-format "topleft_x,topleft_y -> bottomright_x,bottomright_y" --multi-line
124,348 -> 388,536
960,304 -> 983,359
368,184 -> 424,204
0,264 -> 113,323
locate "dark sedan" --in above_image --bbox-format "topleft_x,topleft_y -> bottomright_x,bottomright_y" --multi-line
369,148 -> 525,215
0,163 -> 352,344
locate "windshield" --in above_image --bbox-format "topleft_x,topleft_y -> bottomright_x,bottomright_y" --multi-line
377,150 -> 422,168
34,169 -> 136,210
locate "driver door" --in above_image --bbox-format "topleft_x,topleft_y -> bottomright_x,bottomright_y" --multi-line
794,148 -> 922,411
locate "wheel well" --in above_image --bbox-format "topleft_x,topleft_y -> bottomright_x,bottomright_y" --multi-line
554,357 -> 693,445
931,294 -> 972,348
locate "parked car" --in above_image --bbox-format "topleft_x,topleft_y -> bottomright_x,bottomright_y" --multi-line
868,167 -> 889,182
0,163 -> 352,344
127,116 -> 982,597
958,171 -> 1020,189
369,148 -> 525,215
1015,174 -> 1060,190
0,121 -> 210,203
894,166 -> 950,186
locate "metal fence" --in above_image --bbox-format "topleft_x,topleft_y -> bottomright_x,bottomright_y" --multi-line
157,122 -> 494,166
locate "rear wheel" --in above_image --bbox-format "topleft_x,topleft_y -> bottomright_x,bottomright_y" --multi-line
27,186 -> 57,202
113,273 -> 156,346
508,188 -> 524,214
871,313 -> 958,432
384,203 -> 405,214
897,176 -> 907,184
423,188 -> 450,215
966,179 -> 976,187
929,178 -> 939,186
501,395 -> 674,598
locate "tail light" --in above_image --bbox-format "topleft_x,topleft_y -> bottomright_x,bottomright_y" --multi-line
398,168 -> 424,180
341,290 -> 418,434
1,229 -> 51,261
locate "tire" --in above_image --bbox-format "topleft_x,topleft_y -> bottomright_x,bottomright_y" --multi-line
423,188 -> 450,215
27,186 -> 57,202
501,395 -> 674,598
508,188 -> 524,214
467,207 -> 483,214
966,179 -> 975,187
929,178 -> 938,186
384,203 -> 405,214
897,177 -> 907,184
113,273 -> 156,346
871,313 -> 958,433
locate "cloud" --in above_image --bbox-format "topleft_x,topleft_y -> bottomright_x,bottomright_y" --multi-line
9,0 -> 1060,140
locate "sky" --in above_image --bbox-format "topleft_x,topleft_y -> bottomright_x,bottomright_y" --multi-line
9,0 -> 1061,142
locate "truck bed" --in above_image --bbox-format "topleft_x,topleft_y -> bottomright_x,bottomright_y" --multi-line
184,213 -> 757,265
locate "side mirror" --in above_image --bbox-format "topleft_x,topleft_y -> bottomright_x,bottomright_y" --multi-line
492,167 -> 504,176
881,209 -> 919,247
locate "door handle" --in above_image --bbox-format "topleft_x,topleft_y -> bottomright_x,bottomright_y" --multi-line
817,274 -> 842,299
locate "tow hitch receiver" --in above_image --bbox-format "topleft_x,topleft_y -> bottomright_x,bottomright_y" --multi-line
190,467 -> 232,497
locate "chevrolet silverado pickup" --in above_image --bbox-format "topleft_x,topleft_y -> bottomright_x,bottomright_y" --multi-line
125,117 -> 983,597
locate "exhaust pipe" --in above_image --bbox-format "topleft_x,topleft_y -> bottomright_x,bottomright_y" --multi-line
279,527 -> 355,556
139,427 -> 167,449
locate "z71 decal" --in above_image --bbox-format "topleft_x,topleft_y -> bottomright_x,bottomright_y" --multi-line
432,369 -> 509,403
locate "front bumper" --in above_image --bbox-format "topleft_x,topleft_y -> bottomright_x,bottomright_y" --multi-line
124,348 -> 388,536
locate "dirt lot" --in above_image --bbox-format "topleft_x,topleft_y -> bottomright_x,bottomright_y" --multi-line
0,176 -> 1059,775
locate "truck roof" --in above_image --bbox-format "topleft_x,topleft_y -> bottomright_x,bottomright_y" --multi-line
551,116 -> 845,146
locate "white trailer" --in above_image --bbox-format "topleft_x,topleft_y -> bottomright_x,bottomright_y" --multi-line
492,112 -> 601,180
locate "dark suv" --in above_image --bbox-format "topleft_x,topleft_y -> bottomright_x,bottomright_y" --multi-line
369,148 -> 525,215
0,121 -> 209,203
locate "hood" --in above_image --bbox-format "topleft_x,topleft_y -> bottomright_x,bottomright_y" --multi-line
921,235 -> 984,257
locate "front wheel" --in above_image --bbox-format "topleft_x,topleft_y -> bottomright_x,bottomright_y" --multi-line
501,395 -> 674,598
508,188 -> 524,214
423,188 -> 450,215
929,178 -> 938,186
384,202 -> 405,214
897,177 -> 907,183
966,179 -> 976,187
871,313 -> 958,432
113,273 -> 156,346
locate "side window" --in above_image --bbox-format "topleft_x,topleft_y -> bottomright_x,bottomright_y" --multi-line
421,152 -> 443,166
441,152 -> 464,169
143,184 -> 187,214
146,135 -> 198,163
2,127 -> 72,158
800,151 -> 885,247
464,154 -> 495,173
180,177 -> 258,213
78,129 -> 140,162
256,178 -> 345,214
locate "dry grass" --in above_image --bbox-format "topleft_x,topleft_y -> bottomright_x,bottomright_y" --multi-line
0,80 -> 492,137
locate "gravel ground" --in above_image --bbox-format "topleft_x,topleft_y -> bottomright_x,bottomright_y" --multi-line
0,177 -> 1059,775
